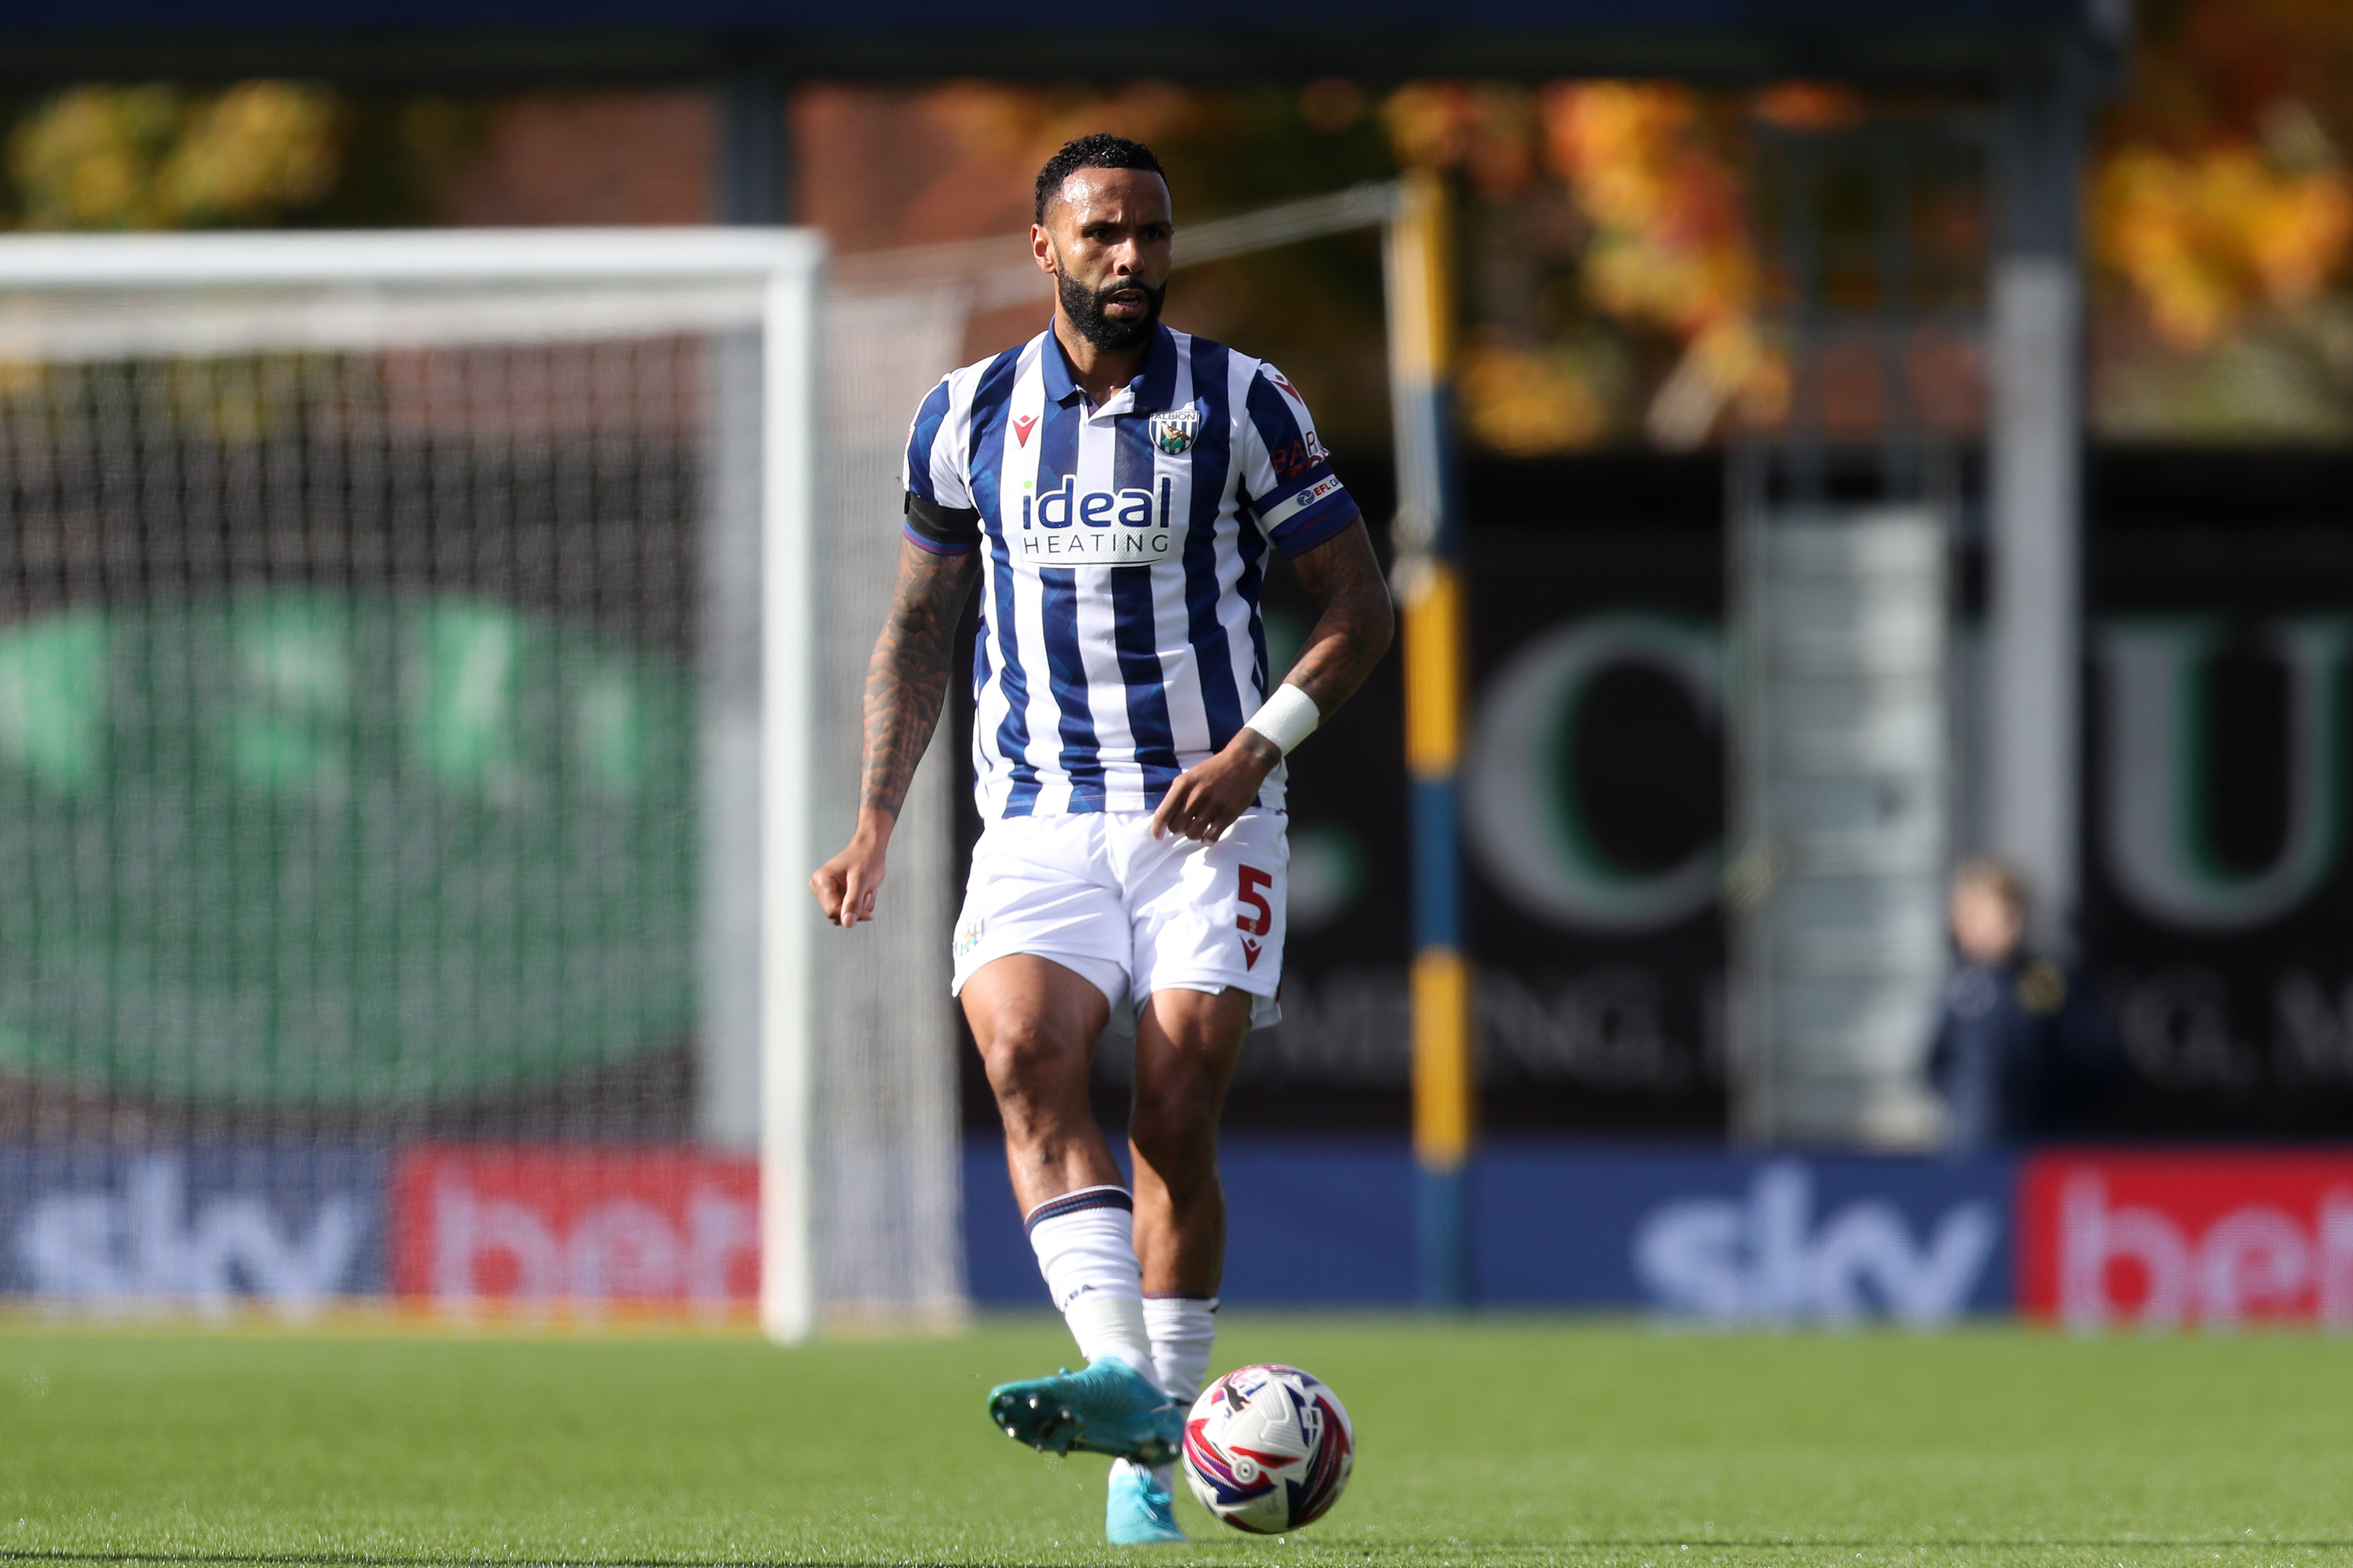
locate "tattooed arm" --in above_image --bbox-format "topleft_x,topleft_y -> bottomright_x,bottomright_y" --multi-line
1269,517 -> 1398,716
810,539 -> 980,927
1148,517 -> 1395,842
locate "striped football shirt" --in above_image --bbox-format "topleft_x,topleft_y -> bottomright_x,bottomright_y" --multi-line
901,321 -> 1363,819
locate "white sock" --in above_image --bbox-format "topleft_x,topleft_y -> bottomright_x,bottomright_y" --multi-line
1025,1185 -> 1156,1383
1113,1294 -> 1219,1496
1143,1294 -> 1218,1413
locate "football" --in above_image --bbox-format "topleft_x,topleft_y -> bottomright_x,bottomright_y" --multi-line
1180,1363 -> 1355,1533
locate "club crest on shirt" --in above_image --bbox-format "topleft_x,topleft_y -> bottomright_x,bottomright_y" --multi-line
1149,407 -> 1199,456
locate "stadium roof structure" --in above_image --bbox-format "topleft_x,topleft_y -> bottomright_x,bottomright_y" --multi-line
0,0 -> 2122,84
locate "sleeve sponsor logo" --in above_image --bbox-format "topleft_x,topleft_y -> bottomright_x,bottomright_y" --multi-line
1268,438 -> 1327,481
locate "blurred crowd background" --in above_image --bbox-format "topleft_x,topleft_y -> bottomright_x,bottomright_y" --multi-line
5,0 -> 2351,447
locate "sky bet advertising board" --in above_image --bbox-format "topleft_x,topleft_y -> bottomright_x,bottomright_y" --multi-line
2017,1150 -> 2353,1330
18,1144 -> 2353,1325
963,1144 -> 2015,1324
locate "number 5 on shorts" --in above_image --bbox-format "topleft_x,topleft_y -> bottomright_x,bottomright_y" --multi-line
1236,865 -> 1274,936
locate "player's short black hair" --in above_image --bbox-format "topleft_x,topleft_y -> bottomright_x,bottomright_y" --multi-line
1033,134 -> 1168,224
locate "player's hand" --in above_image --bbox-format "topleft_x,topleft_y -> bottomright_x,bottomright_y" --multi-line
811,813 -> 892,927
1151,732 -> 1281,843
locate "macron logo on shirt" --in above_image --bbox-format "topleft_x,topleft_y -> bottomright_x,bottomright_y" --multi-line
1018,474 -> 1178,564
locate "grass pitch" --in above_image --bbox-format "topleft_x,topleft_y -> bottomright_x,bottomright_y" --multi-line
2,1316 -> 2350,1567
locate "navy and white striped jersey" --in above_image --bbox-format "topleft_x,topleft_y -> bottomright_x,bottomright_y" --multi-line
901,322 -> 1362,819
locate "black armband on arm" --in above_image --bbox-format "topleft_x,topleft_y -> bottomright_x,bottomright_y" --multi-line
902,491 -> 982,555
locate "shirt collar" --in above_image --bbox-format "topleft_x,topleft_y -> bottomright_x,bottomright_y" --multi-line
1039,322 -> 1179,413
1040,323 -> 1080,405
1132,325 -> 1180,411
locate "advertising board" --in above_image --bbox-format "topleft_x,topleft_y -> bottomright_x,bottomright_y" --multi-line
965,1140 -> 2012,1323
1482,1146 -> 2011,1322
13,1135 -> 2353,1327
2018,1149 -> 2353,1328
388,1145 -> 757,1318
0,1145 -> 384,1315
2086,497 -> 2353,1136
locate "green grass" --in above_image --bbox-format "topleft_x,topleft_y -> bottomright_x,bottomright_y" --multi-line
2,1316 -> 2352,1566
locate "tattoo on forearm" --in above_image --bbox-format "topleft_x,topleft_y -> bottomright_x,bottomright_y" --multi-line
1280,521 -> 1397,720
860,543 -> 978,820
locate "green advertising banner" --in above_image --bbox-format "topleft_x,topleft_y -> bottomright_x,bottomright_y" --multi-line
0,592 -> 697,1110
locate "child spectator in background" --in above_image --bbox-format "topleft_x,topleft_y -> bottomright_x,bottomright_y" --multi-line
1927,860 -> 2121,1151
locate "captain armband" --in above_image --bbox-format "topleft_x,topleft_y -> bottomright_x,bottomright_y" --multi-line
902,490 -> 982,554
1242,683 -> 1321,757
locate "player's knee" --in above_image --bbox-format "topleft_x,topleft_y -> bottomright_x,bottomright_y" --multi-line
1128,1081 -> 1217,1170
979,1014 -> 1084,1104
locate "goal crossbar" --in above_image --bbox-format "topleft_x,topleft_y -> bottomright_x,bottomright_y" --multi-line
0,227 -> 821,288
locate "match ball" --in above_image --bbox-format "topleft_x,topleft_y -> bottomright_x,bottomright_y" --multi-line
1180,1363 -> 1354,1534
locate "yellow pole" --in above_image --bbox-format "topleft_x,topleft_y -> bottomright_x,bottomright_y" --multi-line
1386,169 -> 1473,1306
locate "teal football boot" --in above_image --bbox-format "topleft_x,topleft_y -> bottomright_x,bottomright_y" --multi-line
986,1356 -> 1183,1465
1106,1461 -> 1187,1545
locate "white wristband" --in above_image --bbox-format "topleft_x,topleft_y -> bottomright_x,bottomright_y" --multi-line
1243,683 -> 1321,757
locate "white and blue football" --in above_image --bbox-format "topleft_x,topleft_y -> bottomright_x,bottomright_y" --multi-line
1181,1363 -> 1355,1533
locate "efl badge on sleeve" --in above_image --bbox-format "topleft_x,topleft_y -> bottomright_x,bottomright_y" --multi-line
1150,407 -> 1199,457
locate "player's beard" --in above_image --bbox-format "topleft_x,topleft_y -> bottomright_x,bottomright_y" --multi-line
1058,266 -> 1166,352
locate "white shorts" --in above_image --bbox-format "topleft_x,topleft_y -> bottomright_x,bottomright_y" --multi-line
950,809 -> 1288,1032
